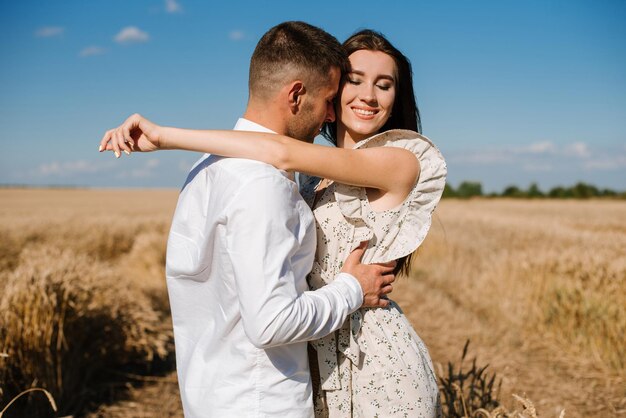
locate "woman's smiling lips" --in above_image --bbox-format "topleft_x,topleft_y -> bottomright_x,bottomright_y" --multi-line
352,107 -> 378,119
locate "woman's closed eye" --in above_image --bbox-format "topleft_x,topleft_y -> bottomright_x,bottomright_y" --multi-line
347,77 -> 392,91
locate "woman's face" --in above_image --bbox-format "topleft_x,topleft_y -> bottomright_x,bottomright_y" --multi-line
336,49 -> 397,143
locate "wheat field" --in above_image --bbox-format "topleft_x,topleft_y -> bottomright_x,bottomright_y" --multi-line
396,199 -> 626,417
1,189 -> 624,417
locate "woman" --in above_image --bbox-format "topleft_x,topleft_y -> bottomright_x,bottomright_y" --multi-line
101,30 -> 446,417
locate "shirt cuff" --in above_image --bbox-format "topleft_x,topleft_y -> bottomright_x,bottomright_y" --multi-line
332,272 -> 363,312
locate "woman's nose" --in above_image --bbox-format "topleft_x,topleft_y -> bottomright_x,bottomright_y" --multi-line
358,83 -> 376,103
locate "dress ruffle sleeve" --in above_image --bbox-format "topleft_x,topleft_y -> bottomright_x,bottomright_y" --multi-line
334,129 -> 447,263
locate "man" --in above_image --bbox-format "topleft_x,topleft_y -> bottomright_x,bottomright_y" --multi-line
101,21 -> 395,417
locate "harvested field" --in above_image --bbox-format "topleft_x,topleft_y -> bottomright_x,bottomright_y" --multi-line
1,189 -> 624,417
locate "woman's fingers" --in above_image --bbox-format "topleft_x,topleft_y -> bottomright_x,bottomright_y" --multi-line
99,117 -> 141,157
99,129 -> 114,152
116,130 -> 132,155
110,130 -> 122,158
123,125 -> 134,151
99,128 -> 135,157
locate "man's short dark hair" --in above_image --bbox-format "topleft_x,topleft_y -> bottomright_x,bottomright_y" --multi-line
249,21 -> 349,100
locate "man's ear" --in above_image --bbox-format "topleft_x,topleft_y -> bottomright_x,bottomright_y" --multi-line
287,81 -> 306,114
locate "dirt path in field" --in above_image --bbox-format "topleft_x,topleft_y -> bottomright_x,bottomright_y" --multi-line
90,273 -> 625,418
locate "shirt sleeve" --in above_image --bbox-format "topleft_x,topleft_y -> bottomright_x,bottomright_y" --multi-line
225,173 -> 363,349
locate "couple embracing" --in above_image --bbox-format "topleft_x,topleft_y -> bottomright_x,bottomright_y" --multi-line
101,21 -> 446,418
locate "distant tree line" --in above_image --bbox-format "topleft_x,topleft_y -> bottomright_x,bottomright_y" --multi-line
443,181 -> 626,199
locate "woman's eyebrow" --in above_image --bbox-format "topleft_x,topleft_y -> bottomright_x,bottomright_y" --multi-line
349,70 -> 395,81
377,74 -> 395,82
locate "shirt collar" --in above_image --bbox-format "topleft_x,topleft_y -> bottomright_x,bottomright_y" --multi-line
232,118 -> 294,182
234,118 -> 276,134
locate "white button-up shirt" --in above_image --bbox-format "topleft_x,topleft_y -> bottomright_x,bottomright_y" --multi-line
165,118 -> 363,418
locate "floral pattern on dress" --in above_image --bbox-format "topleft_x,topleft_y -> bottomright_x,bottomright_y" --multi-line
301,130 -> 447,418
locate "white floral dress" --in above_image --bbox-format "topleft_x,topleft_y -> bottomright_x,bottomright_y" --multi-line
300,129 -> 447,418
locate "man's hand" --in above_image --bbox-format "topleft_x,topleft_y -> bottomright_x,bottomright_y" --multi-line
98,113 -> 162,158
341,242 -> 396,308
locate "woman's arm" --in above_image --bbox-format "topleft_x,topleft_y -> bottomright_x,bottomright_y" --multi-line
100,114 -> 419,194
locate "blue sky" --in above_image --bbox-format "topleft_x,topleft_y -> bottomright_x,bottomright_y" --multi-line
1,0 -> 624,192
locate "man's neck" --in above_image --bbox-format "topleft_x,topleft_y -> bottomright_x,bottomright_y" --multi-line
243,105 -> 287,136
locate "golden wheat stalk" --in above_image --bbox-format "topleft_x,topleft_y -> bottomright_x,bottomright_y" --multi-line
0,387 -> 57,417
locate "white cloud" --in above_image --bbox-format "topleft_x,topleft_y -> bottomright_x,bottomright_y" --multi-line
145,158 -> 160,169
527,141 -> 555,153
165,0 -> 182,13
583,155 -> 626,170
229,30 -> 245,41
515,141 -> 556,154
35,26 -> 64,38
79,46 -> 106,57
448,140 -> 610,172
34,158 -> 163,180
115,26 -> 150,44
564,141 -> 590,158
128,158 -> 160,178
36,160 -> 116,176
516,140 -> 589,158
38,162 -> 61,175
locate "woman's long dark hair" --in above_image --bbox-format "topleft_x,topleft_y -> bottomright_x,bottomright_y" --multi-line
322,29 -> 422,277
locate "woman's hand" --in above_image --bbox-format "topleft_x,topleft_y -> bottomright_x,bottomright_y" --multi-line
99,113 -> 162,158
